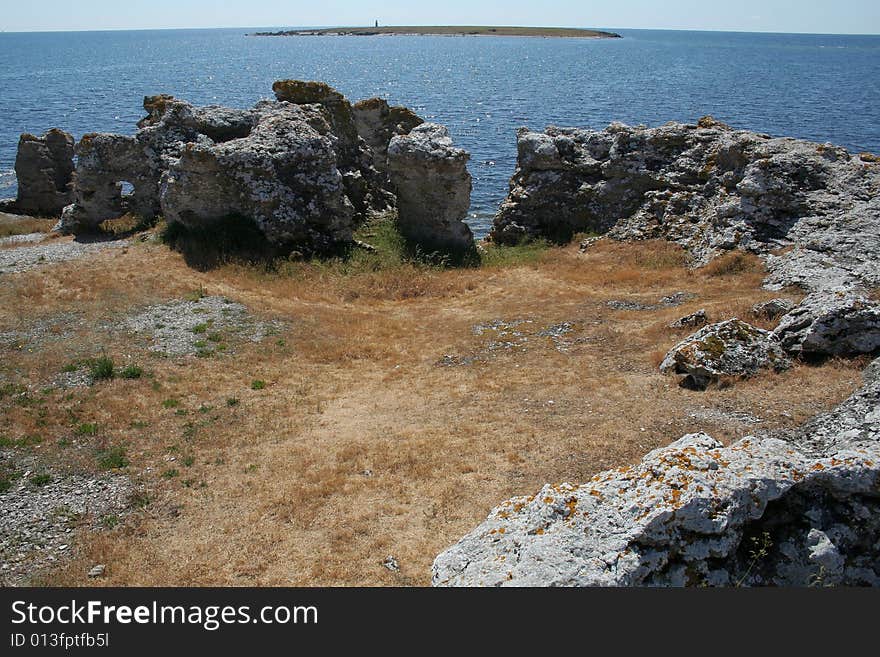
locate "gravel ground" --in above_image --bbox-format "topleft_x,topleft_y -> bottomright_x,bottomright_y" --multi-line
122,295 -> 282,356
0,311 -> 85,351
0,236 -> 128,275
0,232 -> 48,247
0,449 -> 132,586
438,318 -> 593,366
606,291 -> 697,311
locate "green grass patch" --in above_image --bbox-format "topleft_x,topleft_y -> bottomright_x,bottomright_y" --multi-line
96,445 -> 129,470
74,422 -> 99,436
251,380 -> 266,391
162,398 -> 181,409
88,355 -> 115,381
0,434 -> 42,449
120,365 -> 143,379
29,473 -> 52,487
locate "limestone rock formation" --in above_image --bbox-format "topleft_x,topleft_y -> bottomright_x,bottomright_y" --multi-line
491,119 -> 880,292
352,97 -> 424,173
387,123 -> 474,253
772,289 -> 880,357
161,102 -> 355,251
659,318 -> 791,389
272,80 -> 417,219
60,97 -> 257,233
752,298 -> 795,320
12,129 -> 74,215
433,374 -> 880,586
57,82 -> 430,251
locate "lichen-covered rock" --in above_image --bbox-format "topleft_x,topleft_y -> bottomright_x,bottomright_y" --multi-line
160,101 -> 355,251
13,129 -> 74,215
60,96 -> 257,233
863,358 -> 880,385
58,84 -> 429,248
660,318 -> 791,389
491,119 -> 880,292
272,80 -> 406,220
752,298 -> 795,320
433,375 -> 880,587
669,309 -> 708,329
387,123 -> 474,253
352,97 -> 424,173
771,289 -> 880,357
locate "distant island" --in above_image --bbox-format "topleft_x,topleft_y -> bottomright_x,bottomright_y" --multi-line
251,26 -> 622,39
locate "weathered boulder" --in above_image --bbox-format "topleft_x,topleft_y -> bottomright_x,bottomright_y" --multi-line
864,357 -> 880,385
433,375 -> 880,587
491,119 -> 880,292
387,123 -> 474,253
12,129 -> 74,215
772,289 -> 880,357
161,101 -> 355,251
352,97 -> 424,173
752,298 -> 795,320
60,97 -> 257,233
669,309 -> 708,329
272,80 -> 416,220
660,318 -> 791,389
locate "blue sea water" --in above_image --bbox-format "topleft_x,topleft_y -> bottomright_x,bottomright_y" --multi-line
0,28 -> 878,236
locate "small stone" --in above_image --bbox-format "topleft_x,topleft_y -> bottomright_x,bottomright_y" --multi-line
88,564 -> 106,578
669,309 -> 708,329
383,555 -> 400,572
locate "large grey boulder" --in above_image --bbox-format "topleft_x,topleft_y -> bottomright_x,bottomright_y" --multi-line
491,119 -> 880,292
433,375 -> 880,587
387,123 -> 474,254
772,289 -> 880,357
161,102 -> 355,251
13,129 -> 74,215
660,318 -> 791,389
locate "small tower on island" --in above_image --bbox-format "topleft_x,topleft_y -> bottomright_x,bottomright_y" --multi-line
375,20 -> 379,28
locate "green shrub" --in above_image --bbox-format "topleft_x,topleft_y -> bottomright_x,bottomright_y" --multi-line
251,380 -> 266,390
162,398 -> 181,409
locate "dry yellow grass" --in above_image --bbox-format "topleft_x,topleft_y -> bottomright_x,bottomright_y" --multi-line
1,233 -> 863,586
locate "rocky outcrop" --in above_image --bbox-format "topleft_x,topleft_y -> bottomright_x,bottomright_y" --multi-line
161,102 -> 356,251
57,82 -> 431,251
659,318 -> 791,389
387,123 -> 474,253
491,119 -> 880,292
433,374 -> 880,587
61,97 -> 258,233
752,298 -> 795,320
272,81 -> 424,220
772,289 -> 880,357
352,97 -> 423,173
12,129 -> 74,215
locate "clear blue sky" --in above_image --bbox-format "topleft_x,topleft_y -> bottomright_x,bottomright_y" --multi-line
3,1 -> 879,34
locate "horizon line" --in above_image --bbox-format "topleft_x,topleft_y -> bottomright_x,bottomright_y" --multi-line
1,25 -> 879,37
